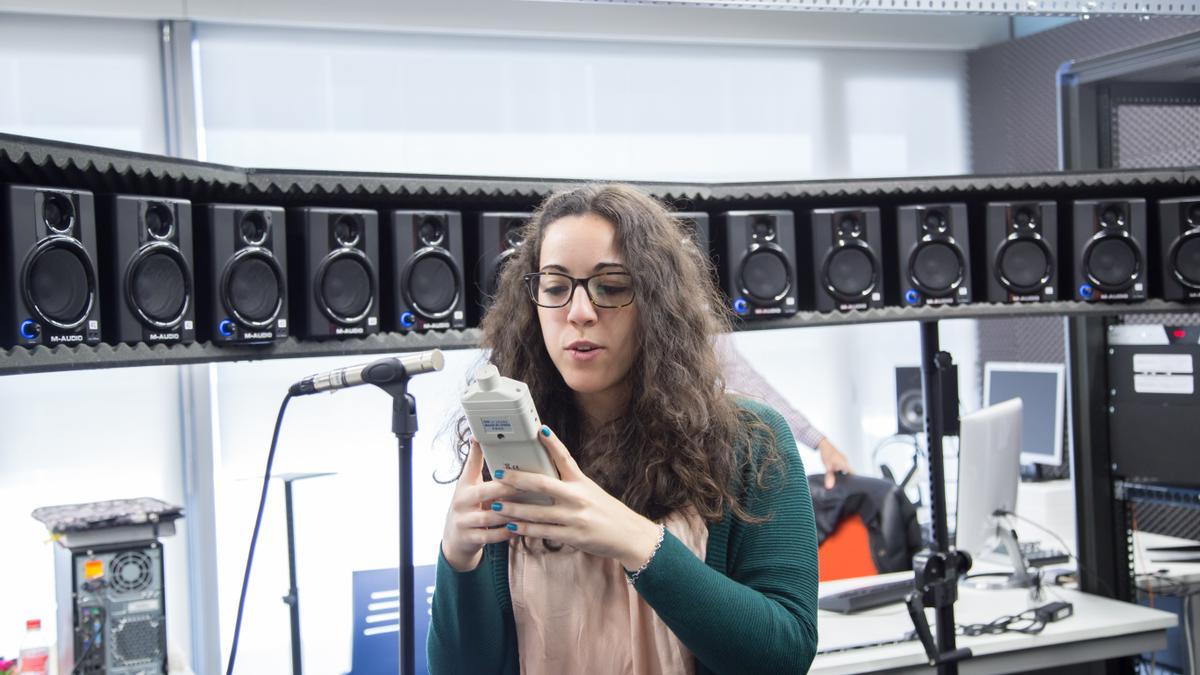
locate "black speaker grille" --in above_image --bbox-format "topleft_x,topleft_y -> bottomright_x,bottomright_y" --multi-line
321,255 -> 372,320
911,241 -> 962,294
826,246 -> 874,298
28,244 -> 92,325
226,256 -> 281,323
1174,235 -> 1200,287
112,618 -> 162,666
407,254 -> 458,316
131,251 -> 187,323
741,249 -> 789,302
998,239 -> 1051,291
1086,236 -> 1138,289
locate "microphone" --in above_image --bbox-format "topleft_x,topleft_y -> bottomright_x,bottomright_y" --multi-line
289,349 -> 445,396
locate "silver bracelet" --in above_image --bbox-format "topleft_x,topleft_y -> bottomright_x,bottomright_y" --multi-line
626,524 -> 666,585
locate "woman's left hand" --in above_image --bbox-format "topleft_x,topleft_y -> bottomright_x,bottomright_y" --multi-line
493,425 -> 663,571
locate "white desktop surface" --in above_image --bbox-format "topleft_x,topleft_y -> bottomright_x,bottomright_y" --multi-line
813,572 -> 1176,675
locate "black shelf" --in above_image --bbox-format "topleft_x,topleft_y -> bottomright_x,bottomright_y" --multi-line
0,330 -> 483,377
736,299 -> 1200,331
4,301 -> 1197,377
3,132 -> 1200,377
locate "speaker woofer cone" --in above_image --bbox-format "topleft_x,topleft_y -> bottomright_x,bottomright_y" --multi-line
823,245 -> 877,300
315,248 -> 375,324
897,389 -> 925,434
126,242 -> 191,329
22,236 -> 96,330
485,249 -> 518,300
221,248 -> 285,328
739,247 -> 791,303
404,248 -> 460,320
909,241 -> 964,295
995,237 -> 1052,293
1083,235 -> 1140,291
1169,231 -> 1200,289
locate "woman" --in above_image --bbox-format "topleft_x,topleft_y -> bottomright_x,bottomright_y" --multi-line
428,184 -> 818,675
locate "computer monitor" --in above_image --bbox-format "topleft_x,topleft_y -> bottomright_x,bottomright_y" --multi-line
955,397 -> 1023,560
984,361 -> 1066,467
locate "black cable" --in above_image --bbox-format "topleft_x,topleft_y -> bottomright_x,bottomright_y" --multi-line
69,622 -> 101,675
225,393 -> 294,675
994,509 -> 1118,598
958,608 -> 1047,637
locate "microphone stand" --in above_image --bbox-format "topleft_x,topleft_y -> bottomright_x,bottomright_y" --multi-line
907,320 -> 972,674
373,376 -> 419,675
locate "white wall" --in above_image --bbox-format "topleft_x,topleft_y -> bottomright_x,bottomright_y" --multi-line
0,13 -> 179,663
0,14 -> 166,153
195,24 -> 969,181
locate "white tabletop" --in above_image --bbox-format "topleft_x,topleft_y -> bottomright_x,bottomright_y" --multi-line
812,572 -> 1177,675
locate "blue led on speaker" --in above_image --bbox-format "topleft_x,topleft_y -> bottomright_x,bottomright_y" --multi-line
400,312 -> 416,328
904,289 -> 921,305
218,319 -> 235,337
732,298 -> 749,316
19,320 -> 38,340
1079,284 -> 1095,300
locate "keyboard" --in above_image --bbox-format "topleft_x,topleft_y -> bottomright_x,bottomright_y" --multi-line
1020,542 -> 1071,567
818,577 -> 915,614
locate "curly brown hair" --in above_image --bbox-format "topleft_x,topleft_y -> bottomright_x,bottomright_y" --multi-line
455,183 -> 781,524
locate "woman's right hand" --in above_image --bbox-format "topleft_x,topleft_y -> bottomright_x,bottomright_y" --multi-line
441,439 -> 520,572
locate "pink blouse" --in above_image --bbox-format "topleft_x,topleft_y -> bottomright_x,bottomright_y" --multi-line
508,509 -> 710,674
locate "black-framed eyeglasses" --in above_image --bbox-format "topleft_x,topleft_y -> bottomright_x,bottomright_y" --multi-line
523,271 -> 636,309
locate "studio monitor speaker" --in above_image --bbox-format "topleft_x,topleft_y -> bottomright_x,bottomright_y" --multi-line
1072,198 -> 1147,302
1158,196 -> 1200,302
985,201 -> 1058,303
288,207 -> 380,339
477,212 -> 531,312
100,195 -> 195,344
811,207 -> 884,312
2,184 -> 102,348
897,203 -> 972,307
717,210 -> 799,319
194,204 -> 289,344
386,210 -> 467,332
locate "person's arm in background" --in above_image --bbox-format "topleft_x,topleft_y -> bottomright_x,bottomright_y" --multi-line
717,335 -> 854,489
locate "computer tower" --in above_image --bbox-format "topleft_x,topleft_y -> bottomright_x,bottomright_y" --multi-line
99,195 -> 196,345
810,207 -> 885,312
715,210 -> 800,319
385,210 -> 467,332
897,203 -> 972,307
287,207 -> 380,339
55,541 -> 167,674
985,201 -> 1058,303
1072,198 -> 1147,302
1157,196 -> 1200,301
1,184 -> 102,348
193,204 -> 289,344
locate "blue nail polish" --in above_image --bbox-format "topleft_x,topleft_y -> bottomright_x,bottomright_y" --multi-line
494,469 -> 505,479
506,523 -> 518,531
541,426 -> 551,437
491,502 -> 502,511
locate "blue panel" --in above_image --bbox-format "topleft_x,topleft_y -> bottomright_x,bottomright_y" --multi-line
349,565 -> 436,675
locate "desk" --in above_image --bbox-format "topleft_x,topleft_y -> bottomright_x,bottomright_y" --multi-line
812,572 -> 1176,675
